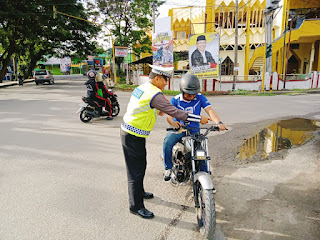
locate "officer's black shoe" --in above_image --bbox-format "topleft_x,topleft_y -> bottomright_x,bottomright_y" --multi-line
143,192 -> 154,199
106,116 -> 113,120
130,207 -> 154,219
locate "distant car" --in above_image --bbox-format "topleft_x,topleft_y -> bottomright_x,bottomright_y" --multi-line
34,70 -> 54,85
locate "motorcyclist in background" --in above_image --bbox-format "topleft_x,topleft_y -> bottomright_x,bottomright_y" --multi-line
84,70 -> 114,120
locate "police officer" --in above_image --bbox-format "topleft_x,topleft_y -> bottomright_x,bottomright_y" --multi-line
120,65 -> 211,219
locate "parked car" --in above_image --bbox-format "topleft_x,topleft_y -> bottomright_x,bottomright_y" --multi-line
34,70 -> 54,85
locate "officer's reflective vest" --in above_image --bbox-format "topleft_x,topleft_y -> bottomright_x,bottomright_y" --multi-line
121,82 -> 161,138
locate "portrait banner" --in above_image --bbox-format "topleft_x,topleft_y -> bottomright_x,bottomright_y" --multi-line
60,57 -> 71,73
189,32 -> 220,77
152,31 -> 173,67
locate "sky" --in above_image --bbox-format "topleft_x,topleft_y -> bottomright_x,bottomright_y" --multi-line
97,0 -> 206,50
158,0 -> 206,18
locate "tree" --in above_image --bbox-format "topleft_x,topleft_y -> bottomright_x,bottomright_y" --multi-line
90,0 -> 164,65
0,0 -> 100,81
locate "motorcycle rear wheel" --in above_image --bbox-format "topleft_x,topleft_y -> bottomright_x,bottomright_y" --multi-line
80,109 -> 93,123
196,182 -> 216,239
112,104 -> 120,117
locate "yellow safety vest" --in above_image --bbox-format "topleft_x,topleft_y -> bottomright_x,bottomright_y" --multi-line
121,82 -> 161,138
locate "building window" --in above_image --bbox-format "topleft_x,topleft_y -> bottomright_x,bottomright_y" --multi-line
221,56 -> 234,75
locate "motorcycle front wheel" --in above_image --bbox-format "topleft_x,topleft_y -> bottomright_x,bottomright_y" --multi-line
80,109 -> 93,123
196,181 -> 216,239
112,104 -> 120,117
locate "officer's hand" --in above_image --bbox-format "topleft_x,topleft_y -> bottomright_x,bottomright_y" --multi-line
171,121 -> 181,129
200,116 -> 211,125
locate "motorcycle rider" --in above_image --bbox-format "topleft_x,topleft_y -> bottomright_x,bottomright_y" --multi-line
162,73 -> 227,181
84,70 -> 114,119
18,72 -> 24,86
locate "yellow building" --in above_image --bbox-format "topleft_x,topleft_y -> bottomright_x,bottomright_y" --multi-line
170,0 -> 320,78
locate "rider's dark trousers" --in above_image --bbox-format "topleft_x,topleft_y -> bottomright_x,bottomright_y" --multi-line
120,129 -> 147,210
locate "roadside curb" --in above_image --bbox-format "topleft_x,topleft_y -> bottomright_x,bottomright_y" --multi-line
0,79 -> 35,88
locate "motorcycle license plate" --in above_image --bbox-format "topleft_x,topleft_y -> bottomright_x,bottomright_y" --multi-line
79,102 -> 88,107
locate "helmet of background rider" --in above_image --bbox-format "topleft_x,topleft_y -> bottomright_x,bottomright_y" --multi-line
87,70 -> 97,80
179,73 -> 200,95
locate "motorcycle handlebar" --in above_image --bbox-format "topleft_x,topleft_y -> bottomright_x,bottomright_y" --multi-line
166,125 -> 223,132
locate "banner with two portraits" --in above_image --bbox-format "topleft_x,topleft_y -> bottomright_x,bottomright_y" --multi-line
152,31 -> 174,67
189,32 -> 219,77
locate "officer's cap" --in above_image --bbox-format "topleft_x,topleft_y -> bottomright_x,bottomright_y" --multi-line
149,64 -> 173,77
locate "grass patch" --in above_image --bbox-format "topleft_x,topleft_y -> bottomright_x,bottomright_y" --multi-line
202,91 -> 229,95
228,89 -> 251,95
254,92 -> 276,96
115,84 -> 137,91
162,90 -> 180,95
114,84 -> 313,97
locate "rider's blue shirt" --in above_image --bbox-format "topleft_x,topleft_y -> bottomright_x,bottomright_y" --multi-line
171,93 -> 211,134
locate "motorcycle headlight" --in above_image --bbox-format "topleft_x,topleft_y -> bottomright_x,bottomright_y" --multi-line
195,150 -> 206,160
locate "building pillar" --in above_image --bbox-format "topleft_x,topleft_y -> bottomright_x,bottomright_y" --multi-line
244,5 -> 251,78
309,42 -> 315,73
318,42 -> 320,71
206,0 -> 216,32
281,0 -> 288,33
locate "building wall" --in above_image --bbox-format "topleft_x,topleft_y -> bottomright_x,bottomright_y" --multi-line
169,0 -> 320,83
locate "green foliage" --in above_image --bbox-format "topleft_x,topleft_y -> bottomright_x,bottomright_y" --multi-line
115,84 -> 138,91
91,0 -> 164,59
116,68 -> 126,84
228,89 -> 251,95
0,0 -> 100,79
202,91 -> 229,95
173,52 -> 180,65
162,90 -> 180,95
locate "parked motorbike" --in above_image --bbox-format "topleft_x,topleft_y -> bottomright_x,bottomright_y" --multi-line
18,74 -> 24,86
165,125 -> 221,239
77,89 -> 120,123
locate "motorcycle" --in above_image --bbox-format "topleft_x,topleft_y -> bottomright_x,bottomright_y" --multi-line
18,74 -> 24,86
77,89 -> 120,123
165,125 -> 221,239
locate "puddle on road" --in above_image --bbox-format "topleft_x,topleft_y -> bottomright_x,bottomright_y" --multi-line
237,118 -> 320,161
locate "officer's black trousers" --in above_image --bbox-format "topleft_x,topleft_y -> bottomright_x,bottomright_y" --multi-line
120,129 -> 147,210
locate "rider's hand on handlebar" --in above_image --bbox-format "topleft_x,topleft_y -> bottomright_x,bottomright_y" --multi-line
171,120 -> 182,129
200,116 -> 211,125
218,123 -> 227,131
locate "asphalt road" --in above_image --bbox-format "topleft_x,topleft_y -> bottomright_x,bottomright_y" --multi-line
0,75 -> 319,240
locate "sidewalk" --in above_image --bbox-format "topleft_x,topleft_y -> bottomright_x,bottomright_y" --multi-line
0,79 -> 34,88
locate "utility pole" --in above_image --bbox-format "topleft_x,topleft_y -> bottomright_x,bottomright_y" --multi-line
152,2 -> 156,33
262,0 -> 280,91
284,17 -> 293,89
219,5 -> 223,91
232,0 -> 238,91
